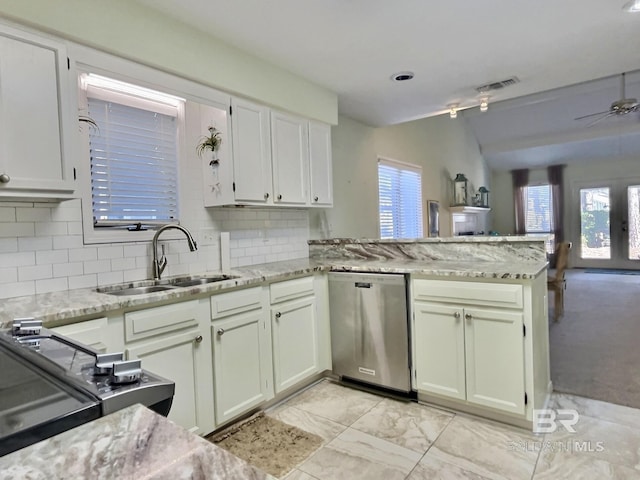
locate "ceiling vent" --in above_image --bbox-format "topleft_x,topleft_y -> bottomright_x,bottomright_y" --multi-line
475,76 -> 520,93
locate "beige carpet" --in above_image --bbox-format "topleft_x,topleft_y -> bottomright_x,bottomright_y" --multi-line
208,413 -> 323,478
549,269 -> 640,409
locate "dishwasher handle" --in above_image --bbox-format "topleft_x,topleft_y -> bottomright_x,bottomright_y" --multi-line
355,282 -> 372,288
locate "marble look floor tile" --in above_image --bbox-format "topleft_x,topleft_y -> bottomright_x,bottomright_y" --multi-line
533,454 -> 640,480
285,381 -> 382,426
267,405 -> 347,443
350,397 -> 453,453
539,414 -> 640,470
428,415 -> 539,480
298,427 -> 421,480
551,392 -> 640,430
281,469 -> 319,480
407,455 -> 493,480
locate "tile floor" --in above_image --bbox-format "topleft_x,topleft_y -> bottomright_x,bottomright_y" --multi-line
265,380 -> 640,480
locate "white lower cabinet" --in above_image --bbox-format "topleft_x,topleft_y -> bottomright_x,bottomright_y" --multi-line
211,287 -> 272,426
124,299 -> 214,435
412,276 -> 550,427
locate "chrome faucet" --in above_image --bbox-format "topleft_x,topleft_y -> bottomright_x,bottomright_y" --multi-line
152,224 -> 198,280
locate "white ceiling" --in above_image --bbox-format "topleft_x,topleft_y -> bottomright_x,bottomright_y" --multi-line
133,0 -> 640,170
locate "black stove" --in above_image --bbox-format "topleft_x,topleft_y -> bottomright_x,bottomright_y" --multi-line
0,318 -> 175,457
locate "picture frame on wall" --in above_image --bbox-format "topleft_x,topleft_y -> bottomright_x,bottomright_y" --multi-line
427,200 -> 439,237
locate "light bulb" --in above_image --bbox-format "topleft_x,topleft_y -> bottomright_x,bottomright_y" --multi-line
480,98 -> 489,112
449,104 -> 458,119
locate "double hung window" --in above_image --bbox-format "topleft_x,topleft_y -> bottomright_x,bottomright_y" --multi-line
378,158 -> 423,239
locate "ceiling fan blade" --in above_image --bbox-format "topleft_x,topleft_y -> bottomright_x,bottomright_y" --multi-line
575,110 -> 613,121
584,112 -> 614,128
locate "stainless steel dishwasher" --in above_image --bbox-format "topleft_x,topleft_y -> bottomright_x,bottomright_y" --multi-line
328,271 -> 411,393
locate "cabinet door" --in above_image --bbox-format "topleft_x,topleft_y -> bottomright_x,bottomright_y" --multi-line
212,310 -> 270,425
271,111 -> 309,205
308,121 -> 333,206
126,330 -> 214,434
230,97 -> 272,204
271,296 -> 319,393
464,307 -> 525,415
0,27 -> 74,198
413,302 -> 466,400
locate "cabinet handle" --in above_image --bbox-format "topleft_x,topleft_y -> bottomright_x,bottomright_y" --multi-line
275,312 -> 281,319
217,328 -> 225,336
453,311 -> 461,319
277,194 -> 282,200
264,192 -> 270,199
465,313 -> 473,321
314,196 -> 319,202
195,335 -> 203,343
0,173 -> 10,184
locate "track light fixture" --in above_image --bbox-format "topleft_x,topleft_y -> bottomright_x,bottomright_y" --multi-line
480,97 -> 489,112
448,104 -> 458,119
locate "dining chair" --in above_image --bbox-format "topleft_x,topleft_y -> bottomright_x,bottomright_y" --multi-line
547,242 -> 571,322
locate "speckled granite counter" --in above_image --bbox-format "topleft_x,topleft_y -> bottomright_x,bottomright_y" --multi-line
0,245 -> 547,327
0,404 -> 270,480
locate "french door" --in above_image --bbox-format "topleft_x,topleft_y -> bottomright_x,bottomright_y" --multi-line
573,179 -> 640,269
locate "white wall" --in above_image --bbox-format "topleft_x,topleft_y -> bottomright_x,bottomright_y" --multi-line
0,0 -> 337,124
310,114 -> 490,239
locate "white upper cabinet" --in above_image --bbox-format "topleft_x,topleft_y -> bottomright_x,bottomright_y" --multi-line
0,24 -> 75,200
308,121 -> 333,207
230,97 -> 273,204
271,111 -> 309,206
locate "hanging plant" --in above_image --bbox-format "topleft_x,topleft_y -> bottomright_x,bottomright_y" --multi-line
197,126 -> 223,165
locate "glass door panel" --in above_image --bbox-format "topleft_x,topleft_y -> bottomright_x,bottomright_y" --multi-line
628,186 -> 640,261
580,187 -> 611,260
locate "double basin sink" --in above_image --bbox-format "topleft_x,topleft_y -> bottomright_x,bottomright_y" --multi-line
96,274 -> 237,296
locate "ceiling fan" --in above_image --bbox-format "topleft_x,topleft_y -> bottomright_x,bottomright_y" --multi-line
575,73 -> 639,127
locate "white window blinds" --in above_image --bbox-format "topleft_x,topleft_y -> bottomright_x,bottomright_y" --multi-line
378,158 -> 423,239
525,184 -> 554,233
85,77 -> 181,227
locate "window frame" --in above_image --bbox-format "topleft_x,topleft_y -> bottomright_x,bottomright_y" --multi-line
75,59 -> 186,245
377,156 -> 423,239
523,183 -> 555,252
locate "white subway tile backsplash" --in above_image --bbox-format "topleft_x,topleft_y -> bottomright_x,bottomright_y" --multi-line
122,268 -> 147,283
69,247 -> 97,262
67,222 -> 83,235
18,236 -> 53,252
16,207 -> 51,222
53,262 -> 84,278
110,257 -> 132,271
0,238 -> 18,253
0,222 -> 35,238
0,251 -> 35,268
0,267 -> 18,284
83,260 -> 111,275
53,235 -> 83,250
36,249 -> 69,265
0,207 -> 16,222
2,281 -> 36,298
36,277 -> 68,294
35,222 -> 68,237
123,244 -> 148,258
98,246 -> 124,260
97,271 -> 124,286
19,264 -> 53,282
68,274 -> 97,290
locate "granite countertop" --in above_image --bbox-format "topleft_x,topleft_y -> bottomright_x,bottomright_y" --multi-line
0,257 -> 547,327
0,404 -> 271,480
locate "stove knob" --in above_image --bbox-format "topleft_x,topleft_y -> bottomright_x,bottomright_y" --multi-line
111,359 -> 142,384
95,352 -> 124,375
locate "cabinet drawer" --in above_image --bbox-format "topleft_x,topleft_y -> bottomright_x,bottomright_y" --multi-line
211,287 -> 263,319
270,276 -> 314,304
51,317 -> 108,353
413,279 -> 523,309
125,300 -> 199,342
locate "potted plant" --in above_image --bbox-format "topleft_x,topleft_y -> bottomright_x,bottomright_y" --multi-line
197,126 -> 223,165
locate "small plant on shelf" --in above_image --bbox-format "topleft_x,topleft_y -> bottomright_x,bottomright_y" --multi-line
196,126 -> 223,165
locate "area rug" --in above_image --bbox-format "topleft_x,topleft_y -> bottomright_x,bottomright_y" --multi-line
208,412 -> 322,478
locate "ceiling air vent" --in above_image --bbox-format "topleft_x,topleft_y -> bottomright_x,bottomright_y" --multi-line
475,76 -> 520,93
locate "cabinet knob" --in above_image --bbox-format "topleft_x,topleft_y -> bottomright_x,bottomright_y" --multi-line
453,311 -> 461,319
314,196 -> 319,202
465,313 -> 473,321
217,328 -> 225,336
264,192 -> 270,199
0,173 -> 10,184
275,312 -> 281,319
195,335 -> 203,343
277,194 -> 282,200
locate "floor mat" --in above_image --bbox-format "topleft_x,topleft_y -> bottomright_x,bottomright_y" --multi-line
208,412 -> 323,478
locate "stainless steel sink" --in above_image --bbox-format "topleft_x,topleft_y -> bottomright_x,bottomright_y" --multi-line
96,274 -> 236,296
99,285 -> 177,296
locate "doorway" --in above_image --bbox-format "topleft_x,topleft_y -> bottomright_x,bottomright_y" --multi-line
573,179 -> 640,269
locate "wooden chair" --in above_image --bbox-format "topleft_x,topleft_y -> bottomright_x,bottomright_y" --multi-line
548,242 -> 571,322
